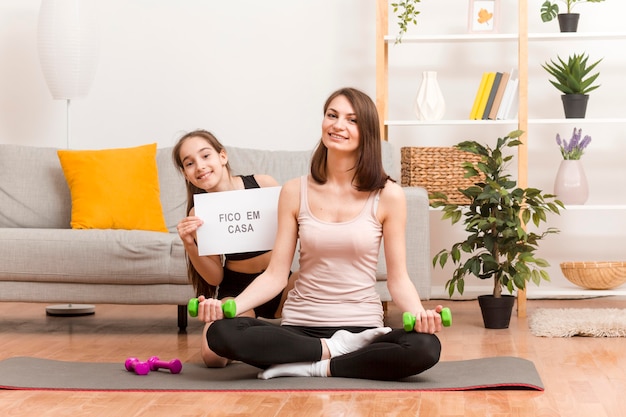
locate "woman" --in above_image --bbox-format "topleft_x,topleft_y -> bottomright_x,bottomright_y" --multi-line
196,88 -> 444,380
172,130 -> 294,367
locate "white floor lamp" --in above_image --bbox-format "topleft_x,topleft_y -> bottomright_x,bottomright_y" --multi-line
37,0 -> 100,316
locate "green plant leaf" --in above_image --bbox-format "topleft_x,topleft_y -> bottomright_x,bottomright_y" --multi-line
540,0 -> 559,22
543,53 -> 602,95
430,129 -> 562,297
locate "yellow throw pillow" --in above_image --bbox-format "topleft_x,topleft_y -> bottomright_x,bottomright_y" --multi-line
57,143 -> 168,232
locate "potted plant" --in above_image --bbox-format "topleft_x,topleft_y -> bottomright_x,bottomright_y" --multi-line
391,0 -> 421,43
540,0 -> 605,32
542,52 -> 601,119
431,130 -> 563,329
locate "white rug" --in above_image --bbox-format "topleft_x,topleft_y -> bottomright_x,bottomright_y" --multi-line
529,308 -> 626,337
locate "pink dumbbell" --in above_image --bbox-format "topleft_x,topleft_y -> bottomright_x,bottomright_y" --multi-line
124,357 -> 150,375
147,356 -> 183,374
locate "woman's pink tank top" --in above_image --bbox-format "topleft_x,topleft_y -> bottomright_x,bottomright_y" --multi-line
280,176 -> 384,328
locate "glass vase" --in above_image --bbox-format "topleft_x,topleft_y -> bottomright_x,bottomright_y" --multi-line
414,71 -> 445,121
554,160 -> 589,205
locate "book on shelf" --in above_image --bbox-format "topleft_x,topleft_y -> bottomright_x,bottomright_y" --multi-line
481,72 -> 503,120
487,72 -> 510,120
468,72 -> 490,120
496,69 -> 519,120
472,72 -> 495,120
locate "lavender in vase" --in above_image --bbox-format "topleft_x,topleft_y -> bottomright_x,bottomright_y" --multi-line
556,127 -> 592,160
554,127 -> 591,204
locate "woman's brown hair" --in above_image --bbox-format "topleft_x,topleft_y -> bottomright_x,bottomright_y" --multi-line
310,87 -> 391,191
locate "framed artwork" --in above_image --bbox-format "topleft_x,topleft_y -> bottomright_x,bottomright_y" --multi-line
468,0 -> 498,33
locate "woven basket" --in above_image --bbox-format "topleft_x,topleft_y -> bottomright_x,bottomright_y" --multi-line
400,147 -> 482,205
560,261 -> 626,290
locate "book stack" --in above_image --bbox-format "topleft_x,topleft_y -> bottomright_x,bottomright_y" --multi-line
469,69 -> 519,120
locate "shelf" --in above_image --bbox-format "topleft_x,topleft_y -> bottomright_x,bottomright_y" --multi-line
528,32 -> 626,41
384,33 -> 518,43
430,285 -> 626,300
385,118 -> 626,126
383,32 -> 626,44
528,118 -> 626,125
385,119 -> 517,126
526,286 -> 626,299
562,205 -> 626,211
428,205 -> 626,211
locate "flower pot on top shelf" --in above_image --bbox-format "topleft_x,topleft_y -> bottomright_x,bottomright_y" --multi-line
540,1 -> 606,33
557,13 -> 579,32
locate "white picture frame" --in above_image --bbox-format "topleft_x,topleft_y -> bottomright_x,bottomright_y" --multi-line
468,0 -> 498,33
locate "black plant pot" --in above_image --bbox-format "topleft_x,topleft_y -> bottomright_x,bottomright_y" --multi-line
477,294 -> 515,329
561,94 -> 589,119
558,13 -> 579,32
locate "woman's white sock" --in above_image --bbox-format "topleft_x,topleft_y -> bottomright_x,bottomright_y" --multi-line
323,327 -> 392,358
257,327 -> 392,379
258,359 -> 329,379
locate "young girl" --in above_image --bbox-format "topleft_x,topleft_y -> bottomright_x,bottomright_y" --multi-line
194,88 -> 444,381
172,130 -> 294,367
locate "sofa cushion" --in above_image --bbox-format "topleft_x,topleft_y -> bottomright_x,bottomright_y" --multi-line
225,142 -> 394,185
0,228 -> 187,285
0,144 -> 71,229
57,144 -> 168,232
155,147 -> 187,233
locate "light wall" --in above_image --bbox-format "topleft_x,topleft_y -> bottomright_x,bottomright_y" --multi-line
0,0 -> 375,151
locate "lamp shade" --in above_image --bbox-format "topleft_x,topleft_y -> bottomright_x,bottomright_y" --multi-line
37,0 -> 100,100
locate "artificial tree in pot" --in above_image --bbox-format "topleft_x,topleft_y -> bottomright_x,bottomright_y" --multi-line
540,0 -> 605,32
431,130 -> 564,329
542,52 -> 601,119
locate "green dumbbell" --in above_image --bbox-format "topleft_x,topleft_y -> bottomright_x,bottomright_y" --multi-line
403,307 -> 452,332
187,298 -> 236,318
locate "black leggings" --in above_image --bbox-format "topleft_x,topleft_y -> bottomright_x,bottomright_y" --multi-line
207,317 -> 441,381
217,268 -> 283,319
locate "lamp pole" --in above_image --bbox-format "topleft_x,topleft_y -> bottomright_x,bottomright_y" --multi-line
38,0 -> 100,316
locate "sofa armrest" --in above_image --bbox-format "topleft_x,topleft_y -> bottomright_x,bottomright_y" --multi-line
403,186 -> 431,299
375,186 -> 432,301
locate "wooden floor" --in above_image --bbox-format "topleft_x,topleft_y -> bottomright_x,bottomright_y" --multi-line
1,297 -> 625,417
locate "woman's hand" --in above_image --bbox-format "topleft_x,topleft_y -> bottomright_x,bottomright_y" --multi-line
177,215 -> 203,246
412,305 -> 444,334
195,295 -> 225,323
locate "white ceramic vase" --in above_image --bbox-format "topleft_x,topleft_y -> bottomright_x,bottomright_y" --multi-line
414,71 -> 445,121
554,160 -> 589,205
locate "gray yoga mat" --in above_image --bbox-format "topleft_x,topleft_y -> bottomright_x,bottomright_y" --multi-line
0,356 -> 543,391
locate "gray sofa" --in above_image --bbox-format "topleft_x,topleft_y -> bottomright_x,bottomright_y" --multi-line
0,142 -> 431,332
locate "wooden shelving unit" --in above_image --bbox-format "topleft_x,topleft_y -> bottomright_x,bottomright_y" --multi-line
375,1 -> 626,316
375,0 -> 531,316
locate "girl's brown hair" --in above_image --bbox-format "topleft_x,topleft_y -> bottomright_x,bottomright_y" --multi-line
172,129 -> 231,297
310,87 -> 391,191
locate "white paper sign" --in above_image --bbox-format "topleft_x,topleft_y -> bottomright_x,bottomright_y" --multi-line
193,187 -> 281,256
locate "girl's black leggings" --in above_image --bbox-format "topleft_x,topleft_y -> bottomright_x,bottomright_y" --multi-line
207,317 -> 441,381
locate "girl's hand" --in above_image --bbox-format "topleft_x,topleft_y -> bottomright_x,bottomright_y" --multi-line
177,216 -> 203,246
196,295 -> 225,323
412,305 -> 444,334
